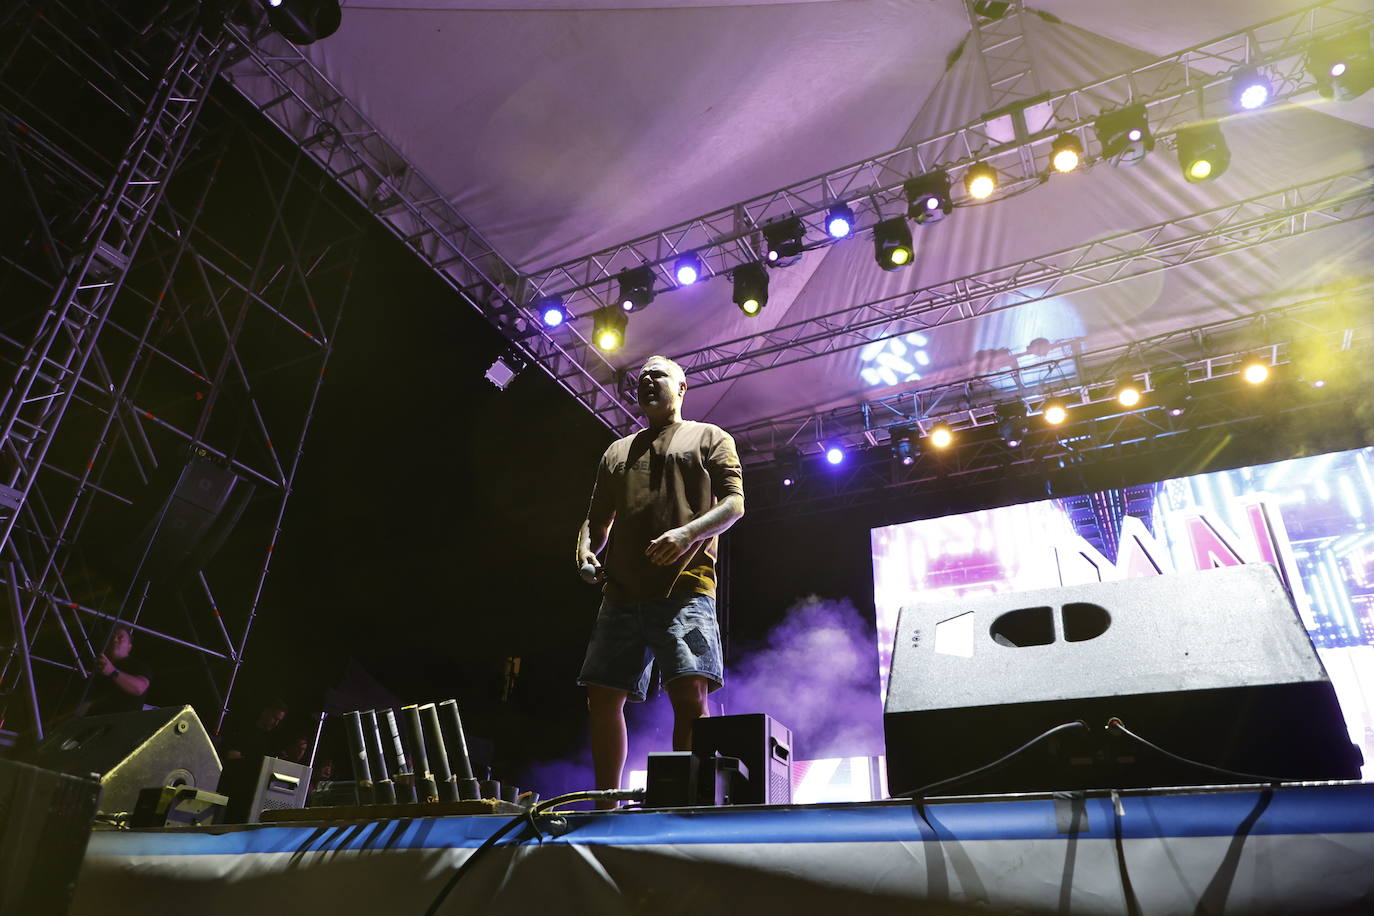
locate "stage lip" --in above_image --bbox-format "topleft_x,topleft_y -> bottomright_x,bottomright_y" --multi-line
84,781 -> 1374,856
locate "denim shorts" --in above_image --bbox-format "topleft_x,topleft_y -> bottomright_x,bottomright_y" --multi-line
577,593 -> 724,703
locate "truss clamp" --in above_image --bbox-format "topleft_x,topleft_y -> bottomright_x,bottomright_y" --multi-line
90,239 -> 132,279
0,484 -> 19,512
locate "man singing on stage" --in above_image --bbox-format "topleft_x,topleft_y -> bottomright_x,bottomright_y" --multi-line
575,355 -> 745,805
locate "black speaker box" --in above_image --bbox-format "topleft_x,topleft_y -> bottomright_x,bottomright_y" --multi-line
31,705 -> 222,817
0,759 -> 100,916
693,713 -> 793,805
138,457 -> 252,579
883,564 -> 1362,796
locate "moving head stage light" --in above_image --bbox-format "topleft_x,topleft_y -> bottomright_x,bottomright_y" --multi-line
762,217 -> 805,267
1095,104 -> 1153,166
731,263 -> 769,317
616,265 -> 655,312
1308,27 -> 1374,101
904,171 -> 953,224
873,218 -> 913,270
1176,121 -> 1231,182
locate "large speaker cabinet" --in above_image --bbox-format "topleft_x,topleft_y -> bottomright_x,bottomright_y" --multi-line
0,759 -> 100,916
32,705 -> 222,817
883,564 -> 1362,796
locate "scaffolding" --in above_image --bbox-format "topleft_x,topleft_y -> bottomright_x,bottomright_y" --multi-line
0,1 -> 364,740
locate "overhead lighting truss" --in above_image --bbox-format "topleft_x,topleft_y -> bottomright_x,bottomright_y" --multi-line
222,2 -> 1372,442
963,0 -> 1044,114
673,168 -> 1373,387
522,2 -> 1372,313
726,288 -> 1373,464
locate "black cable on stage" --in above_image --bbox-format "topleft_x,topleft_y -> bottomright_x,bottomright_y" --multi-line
422,788 -> 645,916
1110,789 -> 1144,916
892,720 -> 1089,800
1105,717 -> 1293,784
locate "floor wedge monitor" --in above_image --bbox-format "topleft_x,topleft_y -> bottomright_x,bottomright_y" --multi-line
883,564 -> 1361,796
32,705 -> 222,817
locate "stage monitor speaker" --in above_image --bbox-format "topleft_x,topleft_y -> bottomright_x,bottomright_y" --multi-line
246,756 -> 311,824
884,564 -> 1362,796
31,705 -> 222,817
0,759 -> 101,916
693,713 -> 793,805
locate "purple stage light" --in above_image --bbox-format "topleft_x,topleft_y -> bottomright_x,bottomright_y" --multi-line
539,298 -> 567,327
674,252 -> 702,286
826,204 -> 854,239
825,446 -> 845,465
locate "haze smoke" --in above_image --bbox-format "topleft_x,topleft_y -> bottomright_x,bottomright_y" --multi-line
724,595 -> 884,760
520,595 -> 885,800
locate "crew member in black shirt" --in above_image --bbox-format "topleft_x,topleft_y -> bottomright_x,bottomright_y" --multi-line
80,626 -> 152,716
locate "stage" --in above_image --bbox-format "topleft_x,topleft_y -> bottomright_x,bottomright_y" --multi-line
74,781 -> 1374,915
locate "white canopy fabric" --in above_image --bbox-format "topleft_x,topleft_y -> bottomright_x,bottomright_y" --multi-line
298,1 -> 1374,449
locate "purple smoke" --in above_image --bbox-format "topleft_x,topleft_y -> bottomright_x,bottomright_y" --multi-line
520,595 -> 885,800
723,595 -> 884,760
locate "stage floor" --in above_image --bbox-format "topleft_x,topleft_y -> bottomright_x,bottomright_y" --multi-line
75,781 -> 1374,915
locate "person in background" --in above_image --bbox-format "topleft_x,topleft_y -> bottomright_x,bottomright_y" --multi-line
219,698 -> 288,762
79,625 -> 151,716
216,698 -> 289,822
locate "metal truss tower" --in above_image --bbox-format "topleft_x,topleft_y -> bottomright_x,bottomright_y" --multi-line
963,0 -> 1044,114
0,1 -> 363,739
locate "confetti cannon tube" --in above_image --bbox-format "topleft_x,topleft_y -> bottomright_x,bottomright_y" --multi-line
439,699 -> 480,800
362,709 -> 397,804
419,702 -> 457,802
344,711 -> 375,804
403,703 -> 440,802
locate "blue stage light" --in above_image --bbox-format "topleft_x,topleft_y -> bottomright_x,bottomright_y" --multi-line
539,297 -> 567,327
674,252 -> 703,286
826,203 -> 855,239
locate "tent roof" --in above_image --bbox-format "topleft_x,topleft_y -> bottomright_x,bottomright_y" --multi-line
240,0 -> 1374,456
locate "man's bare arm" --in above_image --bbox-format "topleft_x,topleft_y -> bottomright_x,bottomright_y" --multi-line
645,494 -> 744,566
577,514 -> 614,577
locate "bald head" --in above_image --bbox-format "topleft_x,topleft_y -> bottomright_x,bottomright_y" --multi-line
637,356 -> 687,426
641,355 -> 685,387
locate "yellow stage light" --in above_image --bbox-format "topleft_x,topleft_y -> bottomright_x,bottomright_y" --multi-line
964,162 -> 997,200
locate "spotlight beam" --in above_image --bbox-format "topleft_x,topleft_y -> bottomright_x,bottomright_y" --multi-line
671,170 -> 1374,386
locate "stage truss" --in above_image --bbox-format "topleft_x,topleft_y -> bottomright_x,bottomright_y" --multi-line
0,0 -> 364,739
737,289 -> 1374,520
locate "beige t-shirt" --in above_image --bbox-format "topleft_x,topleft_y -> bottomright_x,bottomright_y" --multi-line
588,420 -> 744,603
